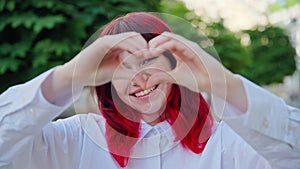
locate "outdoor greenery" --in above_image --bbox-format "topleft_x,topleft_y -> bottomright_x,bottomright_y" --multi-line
269,0 -> 300,12
0,0 -> 297,93
0,0 -> 160,93
160,0 -> 297,85
244,27 -> 296,84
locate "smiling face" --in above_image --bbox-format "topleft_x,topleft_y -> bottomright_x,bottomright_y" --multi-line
111,53 -> 173,124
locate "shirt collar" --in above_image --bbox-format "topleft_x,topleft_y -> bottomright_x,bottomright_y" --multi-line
139,120 -> 174,139
127,120 -> 180,158
79,113 -> 193,158
79,114 -> 159,158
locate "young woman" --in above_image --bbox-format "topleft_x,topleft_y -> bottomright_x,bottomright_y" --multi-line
0,12 -> 299,169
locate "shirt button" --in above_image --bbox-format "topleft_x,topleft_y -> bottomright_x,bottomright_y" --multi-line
263,119 -> 269,128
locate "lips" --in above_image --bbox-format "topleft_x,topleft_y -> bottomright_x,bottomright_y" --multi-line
130,85 -> 158,97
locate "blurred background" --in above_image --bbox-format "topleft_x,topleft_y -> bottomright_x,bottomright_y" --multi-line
1,0 -> 300,117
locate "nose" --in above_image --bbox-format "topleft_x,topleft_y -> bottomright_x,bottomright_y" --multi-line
131,72 -> 150,89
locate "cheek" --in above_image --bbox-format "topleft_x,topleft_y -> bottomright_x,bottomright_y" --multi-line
112,80 -> 129,96
111,80 -> 133,108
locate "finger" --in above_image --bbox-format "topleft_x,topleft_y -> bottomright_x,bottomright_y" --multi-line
161,32 -> 187,43
129,34 -> 150,58
149,32 -> 185,48
148,33 -> 171,49
148,41 -> 185,63
155,39 -> 198,62
146,47 -> 167,59
120,33 -> 148,54
107,32 -> 144,56
148,32 -> 174,57
107,48 -> 123,58
148,32 -> 193,59
146,71 -> 176,89
118,50 -> 133,62
118,50 -> 148,70
117,40 -> 140,55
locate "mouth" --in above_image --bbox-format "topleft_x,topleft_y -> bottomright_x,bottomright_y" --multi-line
130,85 -> 158,97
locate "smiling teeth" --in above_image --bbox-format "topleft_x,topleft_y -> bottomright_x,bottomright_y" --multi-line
134,86 -> 156,97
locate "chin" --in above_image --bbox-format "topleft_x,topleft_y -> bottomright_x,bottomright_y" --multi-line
137,102 -> 166,115
135,98 -> 167,123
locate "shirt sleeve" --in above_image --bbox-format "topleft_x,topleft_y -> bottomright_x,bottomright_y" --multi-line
220,122 -> 272,169
222,75 -> 300,169
0,68 -> 81,169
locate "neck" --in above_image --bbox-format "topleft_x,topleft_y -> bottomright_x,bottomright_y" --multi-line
141,115 -> 161,126
140,110 -> 166,126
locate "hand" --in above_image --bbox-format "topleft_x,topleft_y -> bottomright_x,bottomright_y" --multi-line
147,32 -> 228,94
65,32 -> 149,88
147,32 -> 248,112
42,32 -> 148,105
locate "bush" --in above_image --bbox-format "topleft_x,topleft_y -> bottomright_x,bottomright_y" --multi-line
0,0 -> 160,92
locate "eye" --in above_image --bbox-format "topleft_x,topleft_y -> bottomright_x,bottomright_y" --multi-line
141,57 -> 158,66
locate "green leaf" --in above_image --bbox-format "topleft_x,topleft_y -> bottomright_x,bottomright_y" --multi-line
0,0 -> 6,11
34,0 -> 55,9
0,0 -> 162,94
269,0 -> 300,12
0,41 -> 31,59
0,58 -> 22,74
33,15 -> 66,33
6,0 -> 15,11
0,43 -> 11,56
7,12 -> 37,29
32,54 -> 48,68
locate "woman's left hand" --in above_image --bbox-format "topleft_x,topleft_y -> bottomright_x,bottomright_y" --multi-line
147,32 -> 227,94
147,32 -> 248,112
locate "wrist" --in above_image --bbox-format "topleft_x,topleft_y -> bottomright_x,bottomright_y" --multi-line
57,63 -> 85,91
41,65 -> 83,106
225,73 -> 248,112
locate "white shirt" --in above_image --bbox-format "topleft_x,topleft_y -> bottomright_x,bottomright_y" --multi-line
0,68 -> 299,169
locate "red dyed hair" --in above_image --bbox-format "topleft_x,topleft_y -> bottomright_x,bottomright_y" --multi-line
95,12 -> 213,167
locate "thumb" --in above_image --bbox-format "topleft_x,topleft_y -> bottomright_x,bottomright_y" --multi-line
146,71 -> 177,89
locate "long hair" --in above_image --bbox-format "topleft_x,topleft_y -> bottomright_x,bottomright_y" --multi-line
95,12 -> 213,167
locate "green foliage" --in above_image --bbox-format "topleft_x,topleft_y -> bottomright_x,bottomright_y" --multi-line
160,0 -> 296,85
1,0 -> 296,93
269,0 -> 300,12
206,23 -> 252,74
159,0 -> 189,17
243,27 -> 296,84
0,0 -> 160,93
159,1 -> 252,75
158,1 -> 215,61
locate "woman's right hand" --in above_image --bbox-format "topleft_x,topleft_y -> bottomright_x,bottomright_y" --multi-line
42,32 -> 148,105
66,32 -> 148,87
